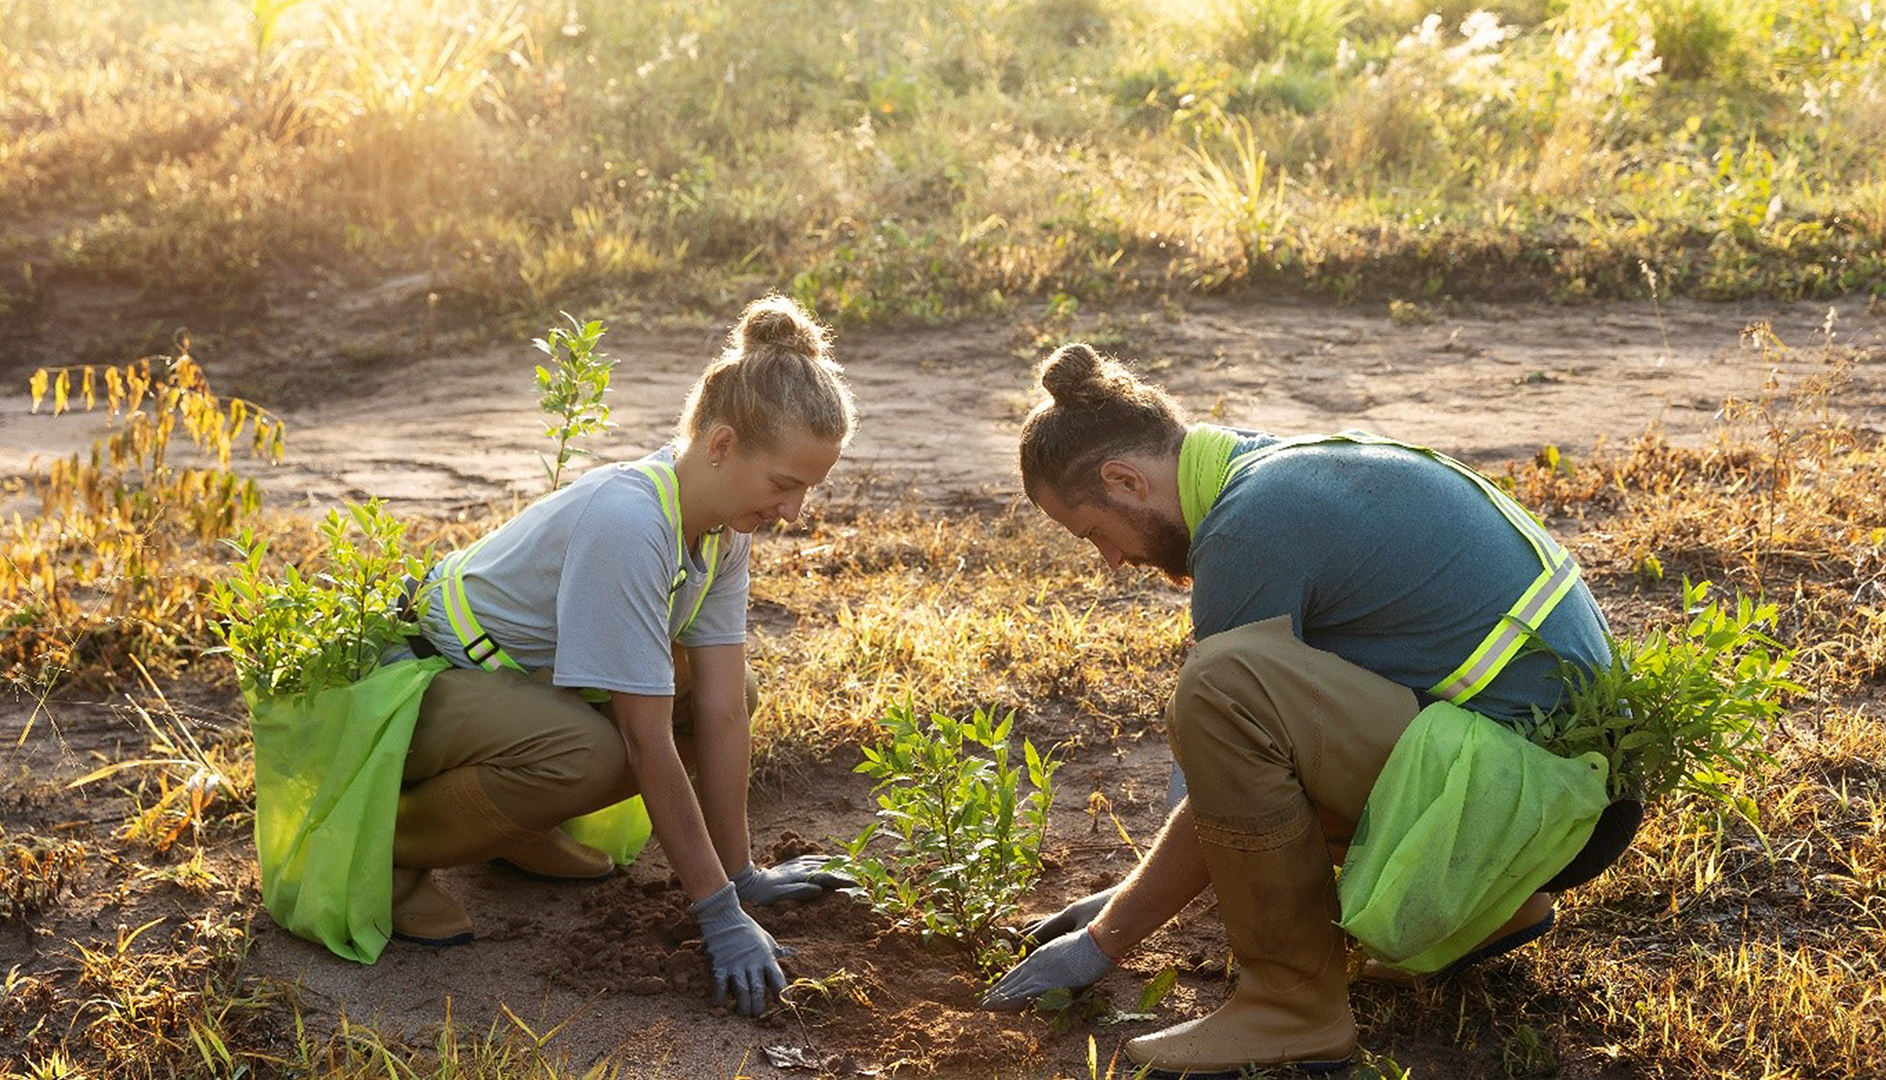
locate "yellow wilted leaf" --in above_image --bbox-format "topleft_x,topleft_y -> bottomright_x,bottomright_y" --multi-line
127,366 -> 149,414
29,368 -> 48,412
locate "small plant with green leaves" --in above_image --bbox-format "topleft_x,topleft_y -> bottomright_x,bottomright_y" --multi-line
1530,579 -> 1798,815
837,701 -> 1060,970
211,500 -> 429,700
534,313 -> 615,490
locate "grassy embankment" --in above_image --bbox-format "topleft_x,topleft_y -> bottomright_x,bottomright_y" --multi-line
3,0 -> 1884,333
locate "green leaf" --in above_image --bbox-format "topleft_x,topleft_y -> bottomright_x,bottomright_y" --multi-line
1136,966 -> 1178,1012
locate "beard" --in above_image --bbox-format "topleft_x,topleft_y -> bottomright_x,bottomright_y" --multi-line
1121,502 -> 1193,585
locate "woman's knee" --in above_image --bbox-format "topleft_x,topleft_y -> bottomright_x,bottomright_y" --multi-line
532,718 -> 630,810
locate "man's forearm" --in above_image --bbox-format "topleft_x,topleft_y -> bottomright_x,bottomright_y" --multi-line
1087,797 -> 1212,960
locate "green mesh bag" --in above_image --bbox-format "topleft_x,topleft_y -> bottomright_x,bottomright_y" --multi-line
1337,701 -> 1610,973
249,657 -> 449,964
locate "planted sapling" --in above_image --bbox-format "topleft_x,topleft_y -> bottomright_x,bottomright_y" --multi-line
836,701 -> 1060,971
534,312 -> 615,490
1531,578 -> 1799,820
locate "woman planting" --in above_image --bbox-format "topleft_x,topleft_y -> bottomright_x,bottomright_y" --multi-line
389,295 -> 856,1017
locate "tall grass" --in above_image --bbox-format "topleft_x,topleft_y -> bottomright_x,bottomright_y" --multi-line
1,0 -> 1881,324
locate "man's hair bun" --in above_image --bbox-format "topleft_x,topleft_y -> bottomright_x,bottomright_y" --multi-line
1037,342 -> 1104,403
1019,341 -> 1186,503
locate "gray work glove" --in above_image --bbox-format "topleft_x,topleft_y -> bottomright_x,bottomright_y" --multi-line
980,926 -> 1116,1011
692,882 -> 790,1017
1021,885 -> 1119,944
732,856 -> 857,906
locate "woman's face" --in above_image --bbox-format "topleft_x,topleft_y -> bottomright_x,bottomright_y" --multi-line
719,426 -> 842,534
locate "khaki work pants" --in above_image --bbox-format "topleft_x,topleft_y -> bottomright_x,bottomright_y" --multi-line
1168,616 -> 1421,860
401,646 -> 758,835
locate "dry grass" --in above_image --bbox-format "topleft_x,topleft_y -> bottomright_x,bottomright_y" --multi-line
748,506 -> 1188,756
3,0 -> 1882,328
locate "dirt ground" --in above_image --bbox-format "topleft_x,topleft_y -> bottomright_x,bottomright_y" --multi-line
4,286 -> 1883,512
3,288 -> 1885,1078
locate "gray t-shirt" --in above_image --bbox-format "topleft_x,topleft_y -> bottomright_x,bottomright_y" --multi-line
414,447 -> 750,695
1189,429 -> 1612,728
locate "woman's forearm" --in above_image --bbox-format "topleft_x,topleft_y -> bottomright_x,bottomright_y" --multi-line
692,711 -> 752,876
682,644 -> 757,876
613,692 -> 728,901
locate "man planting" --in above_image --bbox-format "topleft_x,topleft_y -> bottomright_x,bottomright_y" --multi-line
982,343 -> 1631,1076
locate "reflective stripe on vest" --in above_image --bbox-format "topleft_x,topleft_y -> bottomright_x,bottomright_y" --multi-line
1222,430 -> 1580,707
429,460 -> 720,673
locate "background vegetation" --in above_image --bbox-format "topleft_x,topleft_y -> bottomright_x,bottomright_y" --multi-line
3,0 -> 1883,327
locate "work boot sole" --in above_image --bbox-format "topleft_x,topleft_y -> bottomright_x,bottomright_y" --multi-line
392,927 -> 474,948
1435,908 -> 1555,977
1139,1058 -> 1354,1078
1359,909 -> 1556,983
490,857 -> 616,883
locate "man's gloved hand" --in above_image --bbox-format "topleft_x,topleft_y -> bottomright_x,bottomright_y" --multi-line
692,882 -> 790,1016
980,926 -> 1116,1011
732,856 -> 858,906
1020,884 -> 1119,944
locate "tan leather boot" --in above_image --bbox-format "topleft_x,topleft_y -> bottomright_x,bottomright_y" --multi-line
390,867 -> 473,946
1126,809 -> 1356,1077
393,766 -> 540,870
390,766 -> 543,945
492,829 -> 615,881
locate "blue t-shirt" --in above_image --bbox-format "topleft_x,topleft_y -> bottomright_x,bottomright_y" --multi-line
1188,429 -> 1611,727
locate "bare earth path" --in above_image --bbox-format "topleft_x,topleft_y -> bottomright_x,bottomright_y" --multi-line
6,294 -> 1883,512
3,294 -> 1884,1079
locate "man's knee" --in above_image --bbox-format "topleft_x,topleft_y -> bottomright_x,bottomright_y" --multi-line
1169,620 -> 1293,766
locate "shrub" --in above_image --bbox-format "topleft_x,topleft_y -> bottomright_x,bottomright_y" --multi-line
211,501 -> 428,700
837,701 -> 1060,969
1530,579 -> 1799,814
8,348 -> 283,687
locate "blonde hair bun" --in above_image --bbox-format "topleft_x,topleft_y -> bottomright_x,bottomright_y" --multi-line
736,295 -> 828,358
677,294 -> 857,451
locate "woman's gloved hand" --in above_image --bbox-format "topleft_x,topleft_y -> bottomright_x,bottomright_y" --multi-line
692,882 -> 790,1016
731,856 -> 858,906
980,926 -> 1116,1011
1019,884 -> 1119,944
